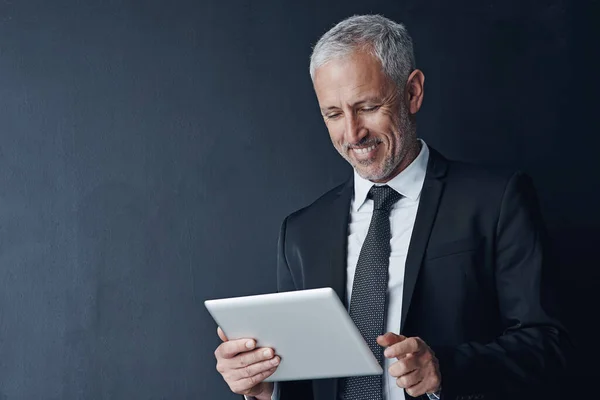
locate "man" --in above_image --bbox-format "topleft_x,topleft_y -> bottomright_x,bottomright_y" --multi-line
214,14 -> 569,400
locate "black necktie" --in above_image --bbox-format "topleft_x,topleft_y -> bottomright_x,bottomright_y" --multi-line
339,185 -> 402,400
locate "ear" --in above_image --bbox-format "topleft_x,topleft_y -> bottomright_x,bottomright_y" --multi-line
405,69 -> 425,115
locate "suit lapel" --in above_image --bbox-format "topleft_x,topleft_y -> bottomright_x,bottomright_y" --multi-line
304,177 -> 353,305
401,148 -> 447,332
326,178 -> 353,306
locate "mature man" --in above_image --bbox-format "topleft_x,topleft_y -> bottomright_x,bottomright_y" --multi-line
214,14 -> 569,400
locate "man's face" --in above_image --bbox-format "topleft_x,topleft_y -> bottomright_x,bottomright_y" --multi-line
313,51 -> 417,183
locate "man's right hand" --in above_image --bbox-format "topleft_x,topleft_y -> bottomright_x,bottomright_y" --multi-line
214,326 -> 279,400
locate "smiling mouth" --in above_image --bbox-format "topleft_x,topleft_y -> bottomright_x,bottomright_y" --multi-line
350,142 -> 380,154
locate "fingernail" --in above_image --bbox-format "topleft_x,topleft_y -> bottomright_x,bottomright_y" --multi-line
263,349 -> 272,357
271,357 -> 280,366
245,340 -> 254,349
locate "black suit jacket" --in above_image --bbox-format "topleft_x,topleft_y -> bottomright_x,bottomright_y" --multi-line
275,148 -> 569,400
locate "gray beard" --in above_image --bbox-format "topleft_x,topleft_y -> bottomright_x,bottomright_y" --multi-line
350,105 -> 415,182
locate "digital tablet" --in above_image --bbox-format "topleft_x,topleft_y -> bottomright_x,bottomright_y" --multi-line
204,287 -> 382,382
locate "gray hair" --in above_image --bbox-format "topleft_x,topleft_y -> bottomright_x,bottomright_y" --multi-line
309,15 -> 416,90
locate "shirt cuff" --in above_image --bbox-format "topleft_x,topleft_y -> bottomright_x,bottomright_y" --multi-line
243,382 -> 279,400
426,388 -> 441,400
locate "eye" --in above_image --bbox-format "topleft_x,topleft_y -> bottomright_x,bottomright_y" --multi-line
325,113 -> 342,120
360,105 -> 380,112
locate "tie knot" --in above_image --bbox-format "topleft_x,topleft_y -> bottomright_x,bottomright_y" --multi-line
368,185 -> 402,210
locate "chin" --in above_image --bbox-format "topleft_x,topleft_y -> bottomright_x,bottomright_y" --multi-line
356,167 -> 387,182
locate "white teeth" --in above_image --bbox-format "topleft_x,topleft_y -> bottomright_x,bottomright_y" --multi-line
352,144 -> 377,154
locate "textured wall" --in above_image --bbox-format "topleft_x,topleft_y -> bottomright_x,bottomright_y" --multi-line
0,0 -> 597,398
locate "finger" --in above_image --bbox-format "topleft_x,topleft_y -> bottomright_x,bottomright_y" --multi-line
233,347 -> 276,369
232,367 -> 278,394
232,355 -> 281,380
384,337 -> 421,359
404,377 -> 433,398
217,326 -> 228,342
216,338 -> 256,359
388,354 -> 418,378
377,332 -> 406,347
395,368 -> 422,390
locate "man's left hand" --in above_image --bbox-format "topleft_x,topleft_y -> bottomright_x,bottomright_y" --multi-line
377,332 -> 441,398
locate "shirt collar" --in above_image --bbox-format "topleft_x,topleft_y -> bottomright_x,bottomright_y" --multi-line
352,139 -> 430,212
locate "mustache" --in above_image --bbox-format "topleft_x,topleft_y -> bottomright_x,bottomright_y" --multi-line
344,137 -> 382,151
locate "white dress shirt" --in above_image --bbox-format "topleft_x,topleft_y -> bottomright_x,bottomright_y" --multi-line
346,140 -> 429,400
249,140 -> 430,400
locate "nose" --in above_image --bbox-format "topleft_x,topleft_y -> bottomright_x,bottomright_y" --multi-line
344,113 -> 368,145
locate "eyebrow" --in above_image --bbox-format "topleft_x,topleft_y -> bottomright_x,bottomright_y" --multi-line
319,97 -> 382,113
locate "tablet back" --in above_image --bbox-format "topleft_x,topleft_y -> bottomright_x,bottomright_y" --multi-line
205,287 -> 382,382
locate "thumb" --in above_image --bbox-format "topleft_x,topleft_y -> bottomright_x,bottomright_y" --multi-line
217,326 -> 228,342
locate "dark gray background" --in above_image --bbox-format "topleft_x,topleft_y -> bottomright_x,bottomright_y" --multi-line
1,0 -> 597,399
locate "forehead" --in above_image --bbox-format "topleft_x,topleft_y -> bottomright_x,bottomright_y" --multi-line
313,51 -> 394,106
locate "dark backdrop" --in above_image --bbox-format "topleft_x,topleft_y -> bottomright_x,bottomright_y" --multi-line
1,0 -> 598,399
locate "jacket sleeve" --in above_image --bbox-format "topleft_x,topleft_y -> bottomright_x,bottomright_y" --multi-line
432,172 -> 572,400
